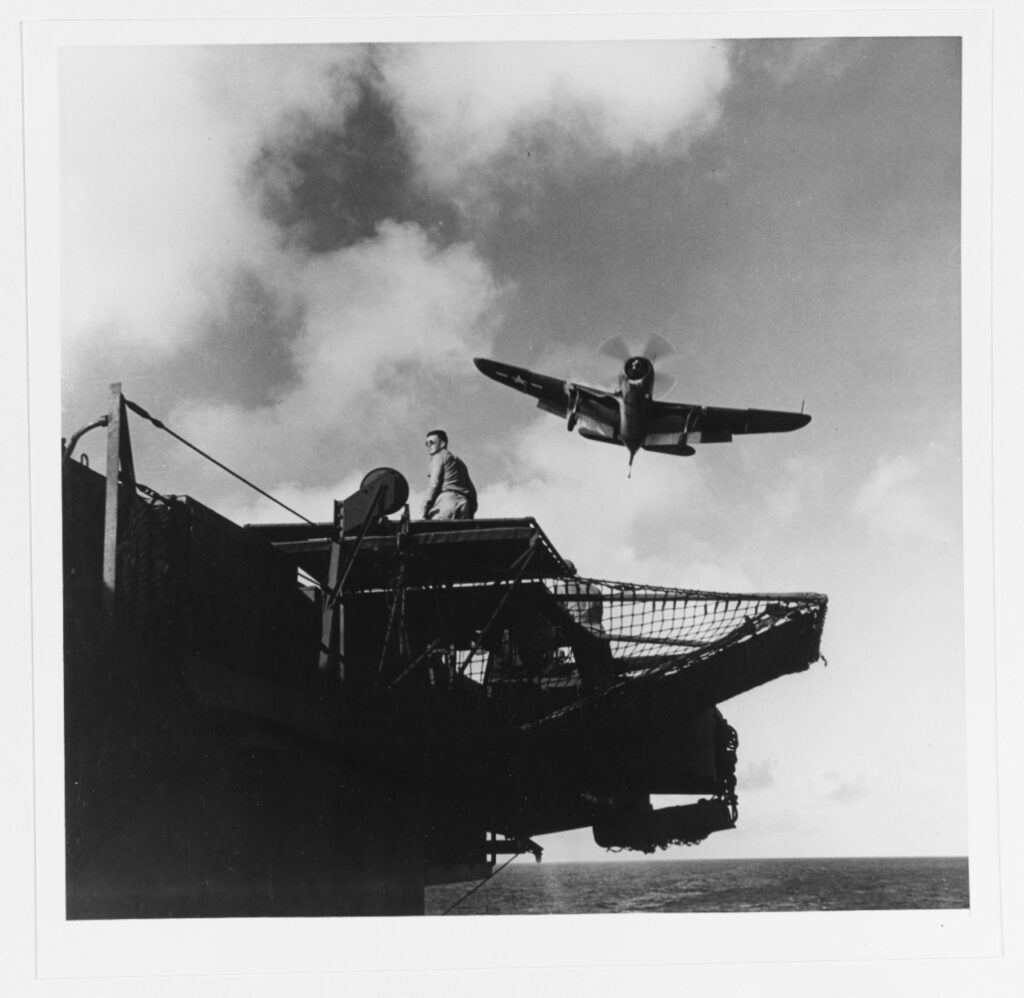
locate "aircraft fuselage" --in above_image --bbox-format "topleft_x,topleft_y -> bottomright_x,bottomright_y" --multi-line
618,356 -> 656,456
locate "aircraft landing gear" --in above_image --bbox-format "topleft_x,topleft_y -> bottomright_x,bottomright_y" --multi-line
566,388 -> 581,432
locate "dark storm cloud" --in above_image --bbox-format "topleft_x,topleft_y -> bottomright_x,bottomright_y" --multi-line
249,67 -> 459,253
477,144 -> 719,355
169,266 -> 304,408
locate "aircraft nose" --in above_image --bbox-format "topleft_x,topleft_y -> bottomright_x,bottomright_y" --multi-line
625,357 -> 651,380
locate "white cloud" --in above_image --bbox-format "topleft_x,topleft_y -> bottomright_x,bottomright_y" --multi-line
192,44 -> 363,135
817,770 -> 870,804
852,451 -> 952,543
61,46 -> 376,357
172,221 -> 507,488
61,48 -> 283,353
383,41 -> 731,198
763,454 -> 828,522
473,417 -> 761,590
61,45 -> 514,501
217,473 -> 366,528
740,758 -> 777,792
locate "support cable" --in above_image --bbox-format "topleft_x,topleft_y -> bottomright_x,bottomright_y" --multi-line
123,398 -> 315,525
441,852 -> 521,916
375,545 -> 407,685
386,639 -> 443,693
456,535 -> 538,679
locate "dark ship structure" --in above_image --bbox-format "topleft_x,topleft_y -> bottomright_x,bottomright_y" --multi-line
62,383 -> 828,918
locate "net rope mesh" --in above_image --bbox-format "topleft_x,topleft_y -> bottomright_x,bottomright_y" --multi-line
545,576 -> 826,680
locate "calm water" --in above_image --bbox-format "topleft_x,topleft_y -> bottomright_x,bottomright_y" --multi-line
425,857 -> 969,915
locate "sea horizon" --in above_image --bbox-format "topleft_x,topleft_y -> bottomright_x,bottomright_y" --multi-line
425,855 -> 970,915
507,853 -> 968,863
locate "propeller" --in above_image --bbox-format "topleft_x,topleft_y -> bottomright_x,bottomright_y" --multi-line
598,336 -> 631,363
640,332 -> 677,365
598,333 -> 679,397
600,333 -> 677,364
652,372 -> 676,399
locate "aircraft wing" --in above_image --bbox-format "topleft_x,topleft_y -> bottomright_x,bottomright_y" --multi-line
647,400 -> 811,442
474,357 -> 619,427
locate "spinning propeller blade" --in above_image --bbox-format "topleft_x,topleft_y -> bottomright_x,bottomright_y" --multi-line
652,374 -> 676,398
641,333 -> 677,364
600,333 -> 677,363
598,334 -> 679,397
598,336 -> 631,362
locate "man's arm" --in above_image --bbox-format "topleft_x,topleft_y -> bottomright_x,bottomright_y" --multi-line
421,451 -> 444,517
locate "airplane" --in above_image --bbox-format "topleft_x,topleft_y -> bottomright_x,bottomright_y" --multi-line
473,340 -> 811,473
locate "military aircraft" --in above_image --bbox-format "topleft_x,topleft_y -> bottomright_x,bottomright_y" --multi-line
473,338 -> 811,472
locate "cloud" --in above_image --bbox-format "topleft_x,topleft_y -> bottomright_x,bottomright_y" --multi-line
732,38 -> 867,89
381,41 -> 731,208
217,473 -> 367,528
238,41 -> 735,255
473,416 -> 762,590
851,451 -> 952,543
61,46 -> 393,356
762,454 -> 828,522
61,47 -> 290,354
739,758 -> 777,791
818,770 -> 869,804
61,41 -> 736,471
171,221 -> 507,490
247,66 -> 459,255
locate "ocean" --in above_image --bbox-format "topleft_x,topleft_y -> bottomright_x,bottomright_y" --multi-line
424,857 -> 969,915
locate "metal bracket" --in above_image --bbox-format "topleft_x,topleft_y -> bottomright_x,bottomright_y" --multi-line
318,481 -> 387,684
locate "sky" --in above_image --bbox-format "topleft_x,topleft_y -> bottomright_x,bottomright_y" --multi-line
59,37 -> 964,862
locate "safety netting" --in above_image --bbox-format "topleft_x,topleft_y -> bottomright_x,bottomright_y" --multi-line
545,576 -> 827,681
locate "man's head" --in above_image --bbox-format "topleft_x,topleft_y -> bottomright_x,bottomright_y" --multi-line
425,429 -> 448,456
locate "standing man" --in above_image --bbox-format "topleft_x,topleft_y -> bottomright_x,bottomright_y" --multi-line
421,429 -> 478,520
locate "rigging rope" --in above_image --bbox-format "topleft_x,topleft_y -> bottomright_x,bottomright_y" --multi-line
455,536 -> 538,679
123,398 -> 315,525
441,851 -> 521,915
